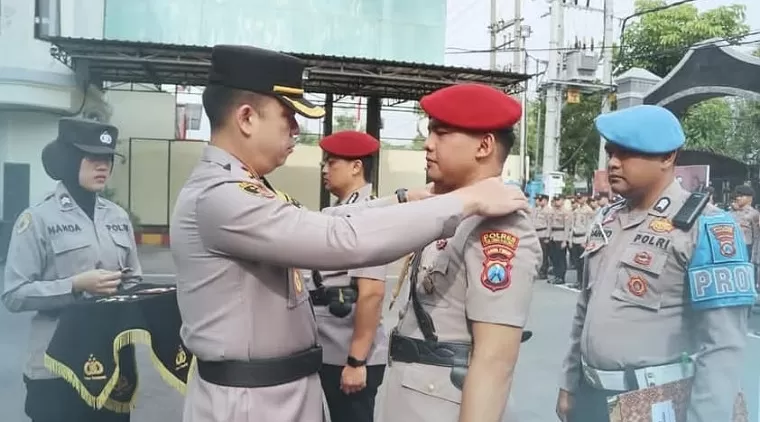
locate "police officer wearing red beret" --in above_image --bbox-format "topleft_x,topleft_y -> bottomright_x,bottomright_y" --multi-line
311,131 -> 389,422
381,83 -> 542,422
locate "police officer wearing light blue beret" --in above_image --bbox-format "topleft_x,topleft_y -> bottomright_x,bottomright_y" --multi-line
555,105 -> 754,422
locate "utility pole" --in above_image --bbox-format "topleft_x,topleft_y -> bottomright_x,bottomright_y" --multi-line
597,0 -> 615,170
490,0 -> 498,69
541,0 -> 565,176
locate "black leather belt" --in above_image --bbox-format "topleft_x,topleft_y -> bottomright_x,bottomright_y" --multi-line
197,346 -> 322,388
389,332 -> 471,367
310,286 -> 357,307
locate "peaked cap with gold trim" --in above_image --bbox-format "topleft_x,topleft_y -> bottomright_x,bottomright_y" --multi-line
208,45 -> 325,119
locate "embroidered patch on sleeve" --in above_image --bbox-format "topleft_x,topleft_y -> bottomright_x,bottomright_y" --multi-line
15,212 -> 31,235
709,224 -> 737,258
238,180 -> 276,199
479,231 -> 519,292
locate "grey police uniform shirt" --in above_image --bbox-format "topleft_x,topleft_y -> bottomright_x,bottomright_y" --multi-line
313,184 -> 389,367
560,180 -> 753,422
2,182 -> 142,380
381,211 -> 541,422
170,145 -> 472,422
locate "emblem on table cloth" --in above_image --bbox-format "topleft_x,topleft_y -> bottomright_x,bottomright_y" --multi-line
83,354 -> 107,381
238,180 -> 276,199
649,218 -> 674,233
175,345 -> 189,371
710,224 -> 737,257
479,231 -> 519,292
627,276 -> 648,297
293,270 -> 304,294
633,251 -> 652,267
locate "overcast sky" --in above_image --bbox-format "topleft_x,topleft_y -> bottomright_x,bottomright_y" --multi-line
307,0 -> 760,143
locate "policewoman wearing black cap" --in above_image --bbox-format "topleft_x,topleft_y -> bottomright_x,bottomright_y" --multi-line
311,131 -> 388,422
2,118 -> 142,422
170,45 -> 530,422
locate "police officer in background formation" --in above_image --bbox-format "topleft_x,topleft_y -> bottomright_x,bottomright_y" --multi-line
2,118 -> 141,422
556,105 -> 755,422
533,194 -> 550,279
548,195 -> 571,284
569,196 -> 594,287
381,83 -> 541,422
169,45 -> 530,422
311,131 -> 388,422
729,185 -> 759,262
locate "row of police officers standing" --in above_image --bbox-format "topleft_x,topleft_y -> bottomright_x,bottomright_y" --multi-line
2,41 -> 756,422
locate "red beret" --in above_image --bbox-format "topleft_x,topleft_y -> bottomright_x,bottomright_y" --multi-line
420,83 -> 521,131
319,130 -> 380,158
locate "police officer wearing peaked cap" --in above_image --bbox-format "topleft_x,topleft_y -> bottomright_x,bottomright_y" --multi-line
311,130 -> 389,422
3,117 -> 142,422
170,47 -> 530,422
381,83 -> 541,422
556,105 -> 754,422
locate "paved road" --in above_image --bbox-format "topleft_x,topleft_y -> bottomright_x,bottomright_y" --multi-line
1,248 -> 759,421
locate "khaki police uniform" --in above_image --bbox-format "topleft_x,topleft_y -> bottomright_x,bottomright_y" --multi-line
730,204 -> 760,260
312,183 -> 390,422
570,204 -> 594,284
171,143 -> 474,422
548,202 -> 571,284
2,118 -> 141,422
381,212 -> 540,421
533,196 -> 550,278
378,82 -> 540,422
560,105 -> 755,422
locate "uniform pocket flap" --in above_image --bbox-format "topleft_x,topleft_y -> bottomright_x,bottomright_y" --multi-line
50,235 -> 90,254
109,231 -> 133,248
400,364 -> 462,405
611,274 -> 661,311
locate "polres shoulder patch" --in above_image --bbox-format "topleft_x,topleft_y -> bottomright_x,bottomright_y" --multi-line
479,231 -> 519,292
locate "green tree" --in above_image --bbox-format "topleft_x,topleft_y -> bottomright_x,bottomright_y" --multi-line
612,0 -> 752,158
615,0 -> 749,78
558,92 -> 609,186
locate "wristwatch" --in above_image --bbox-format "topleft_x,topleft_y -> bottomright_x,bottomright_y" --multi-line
395,188 -> 409,204
346,355 -> 367,368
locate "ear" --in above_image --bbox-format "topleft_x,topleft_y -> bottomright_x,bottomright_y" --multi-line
661,150 -> 677,168
234,104 -> 257,137
352,160 -> 362,177
475,133 -> 497,159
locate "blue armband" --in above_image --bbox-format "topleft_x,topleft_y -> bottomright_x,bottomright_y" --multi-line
687,213 -> 756,310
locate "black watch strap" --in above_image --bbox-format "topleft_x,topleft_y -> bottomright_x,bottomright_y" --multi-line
395,188 -> 409,203
346,356 -> 367,367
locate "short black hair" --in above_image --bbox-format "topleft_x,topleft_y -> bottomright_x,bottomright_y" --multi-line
202,85 -> 265,131
494,127 -> 516,161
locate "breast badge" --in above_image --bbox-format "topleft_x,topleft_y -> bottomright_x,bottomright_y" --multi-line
479,231 -> 519,292
709,224 -> 737,257
238,180 -> 276,199
648,218 -> 674,233
633,251 -> 652,267
15,212 -> 31,235
627,275 -> 648,297
435,239 -> 448,250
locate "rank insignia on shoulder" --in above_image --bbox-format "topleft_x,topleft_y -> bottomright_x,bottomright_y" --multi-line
15,212 -> 31,235
648,218 -> 673,233
238,180 -> 276,199
479,231 -> 519,292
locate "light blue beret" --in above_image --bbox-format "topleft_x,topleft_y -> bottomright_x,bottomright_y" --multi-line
595,105 -> 685,154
